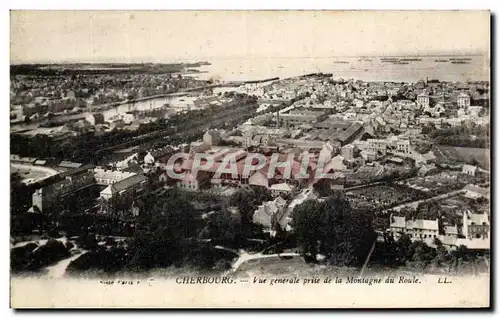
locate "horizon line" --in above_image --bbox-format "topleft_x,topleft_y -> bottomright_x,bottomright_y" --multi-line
10,51 -> 489,65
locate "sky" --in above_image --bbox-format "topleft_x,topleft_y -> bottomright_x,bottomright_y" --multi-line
10,10 -> 490,64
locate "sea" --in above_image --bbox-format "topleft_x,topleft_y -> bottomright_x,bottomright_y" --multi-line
190,55 -> 489,83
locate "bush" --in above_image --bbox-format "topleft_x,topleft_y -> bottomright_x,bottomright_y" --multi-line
11,243 -> 38,272
76,234 -> 98,251
67,248 -> 128,273
25,239 -> 71,271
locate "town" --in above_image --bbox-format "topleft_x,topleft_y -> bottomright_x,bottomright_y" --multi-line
10,64 -> 490,277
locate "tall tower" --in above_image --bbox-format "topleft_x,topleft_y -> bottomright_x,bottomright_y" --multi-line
276,110 -> 280,129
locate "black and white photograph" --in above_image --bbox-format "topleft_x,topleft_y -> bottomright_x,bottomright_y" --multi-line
9,10 -> 491,308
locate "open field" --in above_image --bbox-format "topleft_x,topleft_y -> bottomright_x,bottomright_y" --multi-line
10,163 -> 59,184
346,185 -> 426,211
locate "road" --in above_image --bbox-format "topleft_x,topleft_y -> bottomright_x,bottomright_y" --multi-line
45,251 -> 88,278
230,251 -> 301,273
279,186 -> 315,229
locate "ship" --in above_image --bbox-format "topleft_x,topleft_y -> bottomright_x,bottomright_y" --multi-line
400,58 -> 422,62
381,58 -> 400,63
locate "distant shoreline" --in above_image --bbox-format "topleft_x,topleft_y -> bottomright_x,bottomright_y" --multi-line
9,53 -> 488,66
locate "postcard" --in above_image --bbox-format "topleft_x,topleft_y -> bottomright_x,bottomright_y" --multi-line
10,10 -> 490,308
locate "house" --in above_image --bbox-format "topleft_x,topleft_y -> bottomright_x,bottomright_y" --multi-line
144,152 -> 156,166
462,184 -> 489,199
395,139 -> 411,155
248,170 -> 269,188
323,155 -> 348,173
269,182 -> 296,197
462,164 -> 477,176
203,130 -> 222,146
416,92 -> 430,108
457,93 -> 471,108
389,216 -> 406,236
444,225 -> 458,239
177,171 -> 211,191
252,196 -> 287,229
93,167 -> 136,186
468,106 -> 483,117
389,215 -> 439,244
85,113 -> 105,126
360,150 -> 377,162
417,163 -> 437,177
341,144 -> 356,160
463,210 -> 489,240
100,174 -> 148,201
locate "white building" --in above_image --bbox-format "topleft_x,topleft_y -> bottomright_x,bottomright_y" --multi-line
203,130 -> 222,146
93,167 -> 136,185
341,144 -> 356,160
462,164 -> 477,176
395,139 -> 411,155
416,92 -> 430,109
463,184 -> 489,199
389,215 -> 439,245
462,210 -> 489,240
457,93 -> 471,109
252,196 -> 287,229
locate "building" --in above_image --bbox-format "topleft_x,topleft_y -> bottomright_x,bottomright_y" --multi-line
416,92 -> 430,109
203,130 -> 222,146
462,164 -> 477,176
463,210 -> 489,240
93,167 -> 136,185
58,161 -> 83,171
85,113 -> 105,126
463,184 -> 489,199
334,122 -> 364,146
341,144 -> 356,160
389,215 -> 439,244
468,106 -> 483,117
319,142 -> 336,163
100,174 -> 148,201
278,110 -> 327,128
32,165 -> 96,212
177,171 -> 211,191
457,93 -> 471,109
269,183 -> 296,197
360,150 -> 378,162
395,139 -> 411,155
252,196 -> 287,229
353,139 -> 388,156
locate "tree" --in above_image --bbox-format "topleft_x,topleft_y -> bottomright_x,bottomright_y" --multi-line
126,190 -> 198,270
291,200 -> 324,262
292,195 -> 376,266
201,209 -> 242,248
229,186 -> 272,225
408,240 -> 436,268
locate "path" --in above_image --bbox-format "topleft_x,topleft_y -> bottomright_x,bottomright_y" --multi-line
231,251 -> 301,273
45,251 -> 88,278
279,186 -> 315,229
